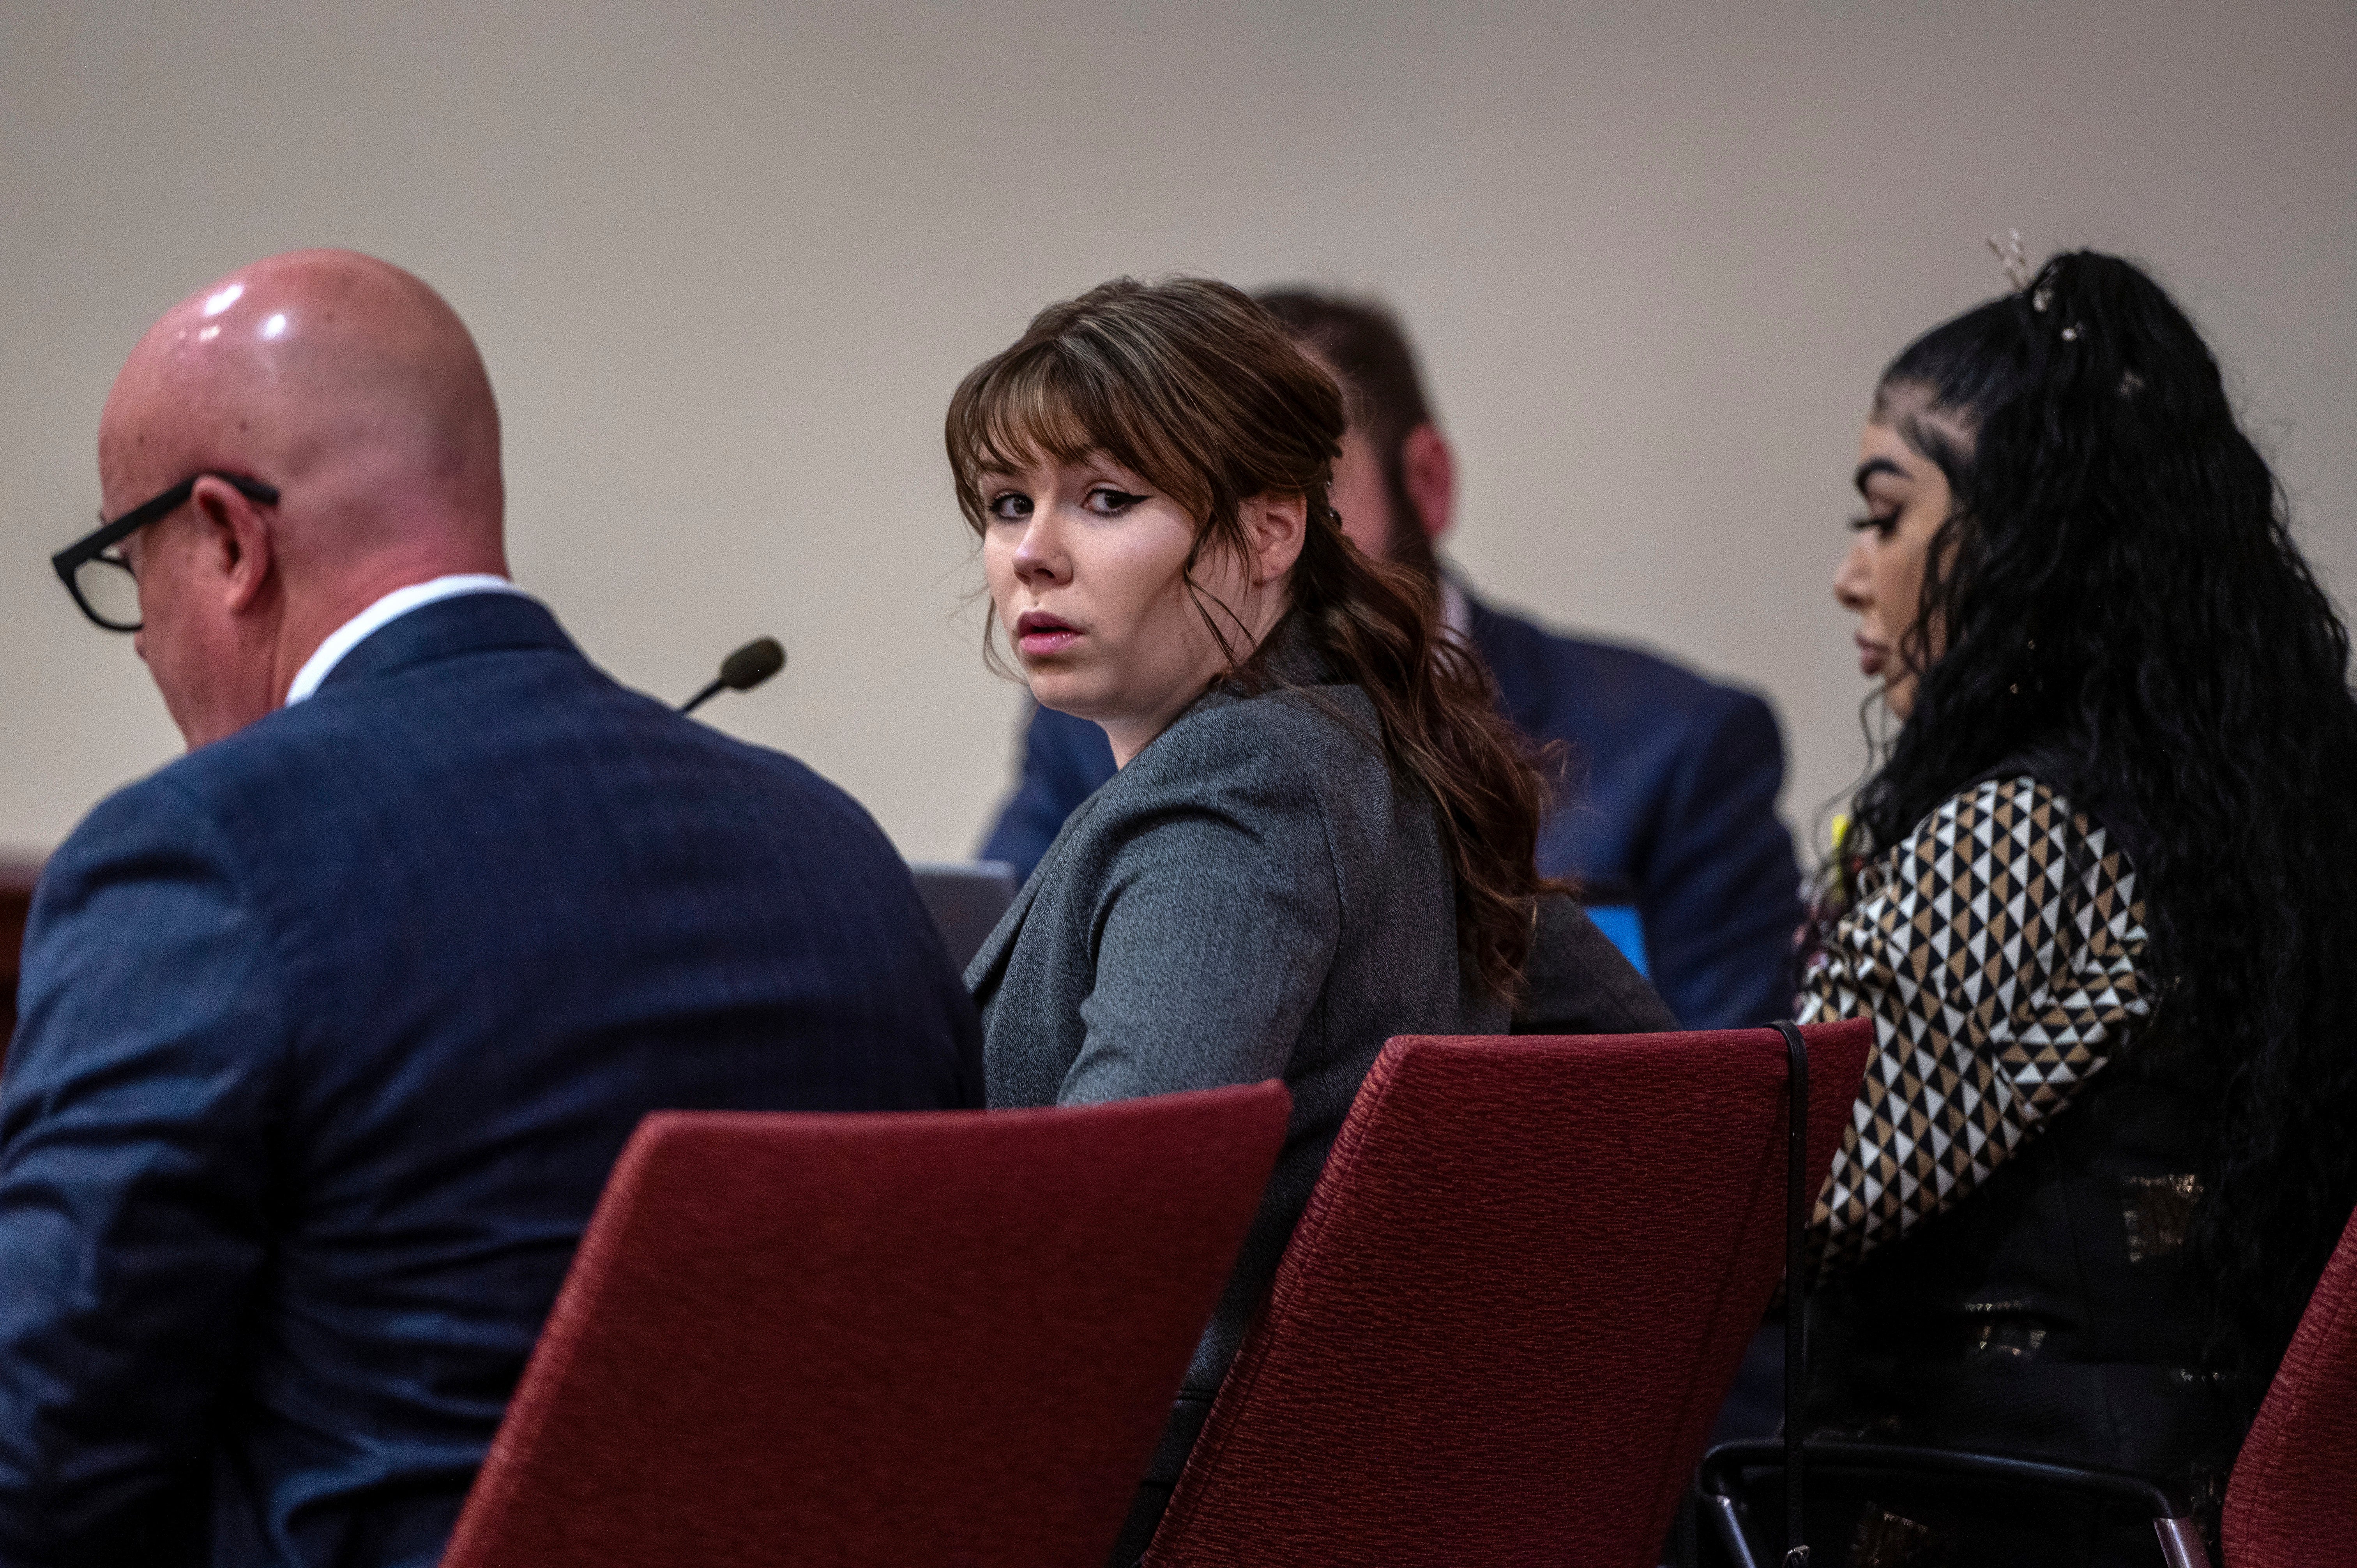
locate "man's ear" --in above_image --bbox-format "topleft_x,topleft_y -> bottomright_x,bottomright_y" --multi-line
189,474 -> 276,614
1400,423 -> 1455,541
1245,492 -> 1308,585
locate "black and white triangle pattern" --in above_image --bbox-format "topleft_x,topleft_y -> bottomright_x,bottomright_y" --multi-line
1798,775 -> 2150,1278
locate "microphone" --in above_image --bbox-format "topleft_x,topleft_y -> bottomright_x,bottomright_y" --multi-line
680,636 -> 786,715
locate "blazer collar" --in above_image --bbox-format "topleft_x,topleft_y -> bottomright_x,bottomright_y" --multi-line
967,611 -> 1337,1001
317,592 -> 578,695
1245,608 -> 1338,689
1192,608 -> 1339,718
965,784 -> 1112,1000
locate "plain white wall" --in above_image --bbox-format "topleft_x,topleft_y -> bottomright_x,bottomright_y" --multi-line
4,0 -> 2351,867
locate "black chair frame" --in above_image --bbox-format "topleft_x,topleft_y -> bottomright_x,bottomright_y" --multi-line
1694,1441 -> 2211,1568
1683,1029 -> 2215,1568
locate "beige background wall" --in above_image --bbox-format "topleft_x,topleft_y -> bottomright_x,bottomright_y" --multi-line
4,0 -> 2351,868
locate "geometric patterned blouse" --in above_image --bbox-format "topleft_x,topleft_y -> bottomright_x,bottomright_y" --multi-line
1796,775 -> 2153,1278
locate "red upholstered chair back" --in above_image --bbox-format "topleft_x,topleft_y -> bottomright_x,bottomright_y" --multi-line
2223,1202 -> 2357,1566
1143,1020 -> 1874,1568
442,1083 -> 1291,1568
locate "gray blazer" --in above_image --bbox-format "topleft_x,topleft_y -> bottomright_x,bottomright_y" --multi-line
967,621 -> 1673,1413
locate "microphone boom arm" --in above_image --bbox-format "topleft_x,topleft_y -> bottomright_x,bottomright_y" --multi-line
680,636 -> 786,715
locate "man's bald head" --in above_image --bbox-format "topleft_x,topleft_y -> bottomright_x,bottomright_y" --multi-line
102,249 -> 504,557
97,250 -> 510,748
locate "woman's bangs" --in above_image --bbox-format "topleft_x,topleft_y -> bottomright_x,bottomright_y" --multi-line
956,348 -> 1119,486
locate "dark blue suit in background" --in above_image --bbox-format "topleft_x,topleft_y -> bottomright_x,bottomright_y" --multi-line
983,592 -> 1804,1030
0,594 -> 981,1568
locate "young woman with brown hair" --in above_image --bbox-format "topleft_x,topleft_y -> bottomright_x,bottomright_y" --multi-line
948,276 -> 1669,1560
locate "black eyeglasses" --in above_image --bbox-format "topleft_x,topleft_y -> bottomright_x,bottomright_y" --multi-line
51,472 -> 279,632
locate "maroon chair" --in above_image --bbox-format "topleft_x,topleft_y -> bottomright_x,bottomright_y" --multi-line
2223,1202 -> 2357,1565
1142,1020 -> 1873,1568
442,1083 -> 1290,1568
0,853 -> 40,1077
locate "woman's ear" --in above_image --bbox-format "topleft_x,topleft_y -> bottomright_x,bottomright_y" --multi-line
1243,492 -> 1309,586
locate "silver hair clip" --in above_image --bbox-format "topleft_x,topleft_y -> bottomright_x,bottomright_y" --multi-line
1988,229 -> 2034,293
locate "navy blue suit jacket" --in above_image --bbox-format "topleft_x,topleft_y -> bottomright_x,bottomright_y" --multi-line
0,594 -> 981,1568
982,592 -> 1803,1030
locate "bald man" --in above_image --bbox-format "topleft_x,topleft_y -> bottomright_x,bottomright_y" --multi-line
4,251 -> 982,1567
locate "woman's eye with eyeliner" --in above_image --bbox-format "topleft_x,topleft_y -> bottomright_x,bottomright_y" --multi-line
1849,511 -> 1899,538
987,492 -> 1032,521
1088,488 -> 1145,515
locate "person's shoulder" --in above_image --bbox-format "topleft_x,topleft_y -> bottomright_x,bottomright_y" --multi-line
694,722 -> 896,836
1890,772 -> 2110,864
1958,770 -> 2096,828
81,716 -> 299,840
1062,681 -> 1385,865
41,699 -> 422,896
533,675 -> 902,851
55,762 -> 194,852
1035,683 -> 1380,906
1128,678 -> 1380,792
1027,701 -> 1110,755
32,749 -> 249,933
154,652 -> 878,853
1925,769 -> 2062,816
1472,593 -> 1767,722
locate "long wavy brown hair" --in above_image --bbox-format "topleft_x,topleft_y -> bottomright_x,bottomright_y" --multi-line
945,275 -> 1559,1001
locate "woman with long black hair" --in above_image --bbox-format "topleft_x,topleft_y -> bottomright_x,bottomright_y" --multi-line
1799,248 -> 2357,1561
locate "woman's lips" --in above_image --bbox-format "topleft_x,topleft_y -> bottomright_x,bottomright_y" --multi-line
1016,612 -> 1081,658
1856,636 -> 1887,677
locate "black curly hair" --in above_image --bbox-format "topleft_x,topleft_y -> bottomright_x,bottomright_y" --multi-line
1839,249 -> 2357,1424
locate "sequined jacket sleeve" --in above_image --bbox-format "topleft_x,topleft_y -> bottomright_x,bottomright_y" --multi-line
1798,775 -> 2152,1277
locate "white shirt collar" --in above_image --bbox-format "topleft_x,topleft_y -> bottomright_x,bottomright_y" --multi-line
283,575 -> 529,706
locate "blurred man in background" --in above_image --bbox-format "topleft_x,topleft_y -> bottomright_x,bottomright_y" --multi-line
984,289 -> 1802,1031
1,249 -> 981,1567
